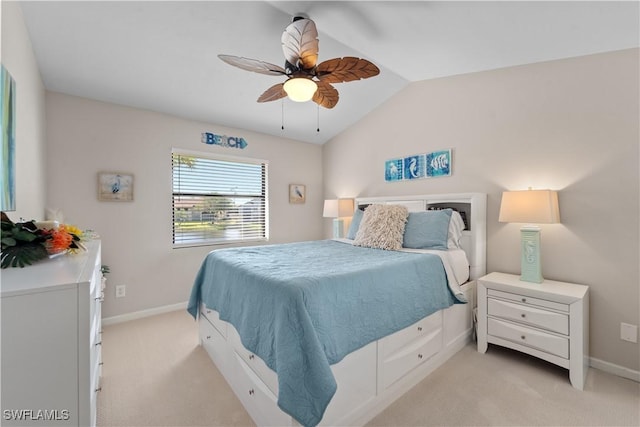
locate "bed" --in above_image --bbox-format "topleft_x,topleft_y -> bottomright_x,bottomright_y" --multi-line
188,192 -> 486,426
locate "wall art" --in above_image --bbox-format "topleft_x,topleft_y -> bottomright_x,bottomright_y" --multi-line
289,184 -> 305,204
403,155 -> 425,180
202,132 -> 248,149
98,172 -> 134,201
426,149 -> 451,177
384,159 -> 403,182
1,65 -> 16,211
385,149 -> 452,182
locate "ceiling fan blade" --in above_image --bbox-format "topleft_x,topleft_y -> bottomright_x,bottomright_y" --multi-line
257,83 -> 287,103
281,18 -> 319,70
313,80 -> 339,109
218,55 -> 286,76
316,57 -> 380,83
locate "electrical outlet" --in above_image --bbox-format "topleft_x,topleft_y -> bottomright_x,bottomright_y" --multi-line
115,285 -> 126,298
620,323 -> 638,343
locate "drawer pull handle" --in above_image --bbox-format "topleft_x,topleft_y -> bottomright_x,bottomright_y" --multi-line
249,354 -> 255,360
521,298 -> 527,303
521,335 -> 526,340
95,342 -> 102,347
206,310 -> 212,314
248,389 -> 255,396
95,387 -> 102,393
206,335 -> 211,340
417,326 -> 423,332
99,362 -> 104,366
521,314 -> 526,318
418,353 -> 423,359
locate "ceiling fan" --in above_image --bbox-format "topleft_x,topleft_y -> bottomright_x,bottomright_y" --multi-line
218,16 -> 380,109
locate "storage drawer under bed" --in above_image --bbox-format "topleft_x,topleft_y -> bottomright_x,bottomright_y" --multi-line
200,303 -> 228,338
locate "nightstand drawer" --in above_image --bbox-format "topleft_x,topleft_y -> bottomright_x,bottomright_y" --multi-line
488,289 -> 568,312
488,318 -> 569,358
488,298 -> 568,335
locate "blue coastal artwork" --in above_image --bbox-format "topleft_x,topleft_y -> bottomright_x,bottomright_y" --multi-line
426,150 -> 451,177
385,149 -> 452,183
403,155 -> 425,180
384,159 -> 403,182
1,65 -> 16,211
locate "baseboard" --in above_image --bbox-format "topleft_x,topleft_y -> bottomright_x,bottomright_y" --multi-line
102,301 -> 187,326
590,357 -> 640,383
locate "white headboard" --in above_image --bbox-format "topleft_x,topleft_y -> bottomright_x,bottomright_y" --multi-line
354,193 -> 487,280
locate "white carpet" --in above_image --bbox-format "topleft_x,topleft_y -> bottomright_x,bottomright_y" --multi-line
97,310 -> 640,426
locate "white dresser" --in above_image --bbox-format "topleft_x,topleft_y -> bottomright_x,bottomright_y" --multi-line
477,272 -> 589,390
1,240 -> 103,426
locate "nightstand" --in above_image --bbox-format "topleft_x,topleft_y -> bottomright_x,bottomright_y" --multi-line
477,272 -> 589,390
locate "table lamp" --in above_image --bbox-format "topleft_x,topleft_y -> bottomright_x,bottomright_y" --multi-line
498,189 -> 560,283
323,198 -> 354,238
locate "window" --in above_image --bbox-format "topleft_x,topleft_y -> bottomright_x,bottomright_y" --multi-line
172,150 -> 268,247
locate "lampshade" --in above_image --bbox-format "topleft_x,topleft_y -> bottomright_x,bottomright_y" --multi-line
323,199 -> 354,218
499,189 -> 560,224
283,77 -> 318,102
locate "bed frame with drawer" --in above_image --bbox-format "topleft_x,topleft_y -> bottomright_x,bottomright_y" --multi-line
196,192 -> 487,426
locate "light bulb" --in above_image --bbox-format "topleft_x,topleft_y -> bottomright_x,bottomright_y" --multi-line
283,78 -> 318,102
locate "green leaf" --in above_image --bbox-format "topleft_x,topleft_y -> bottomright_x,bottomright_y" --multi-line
1,237 -> 17,247
12,229 -> 39,242
1,243 -> 48,269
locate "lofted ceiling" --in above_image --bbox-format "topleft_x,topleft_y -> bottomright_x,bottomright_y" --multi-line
18,1 -> 639,145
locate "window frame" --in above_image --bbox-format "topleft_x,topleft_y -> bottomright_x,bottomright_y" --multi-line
171,148 -> 269,248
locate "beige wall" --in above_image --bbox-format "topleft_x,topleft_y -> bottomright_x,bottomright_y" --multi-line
1,1 -> 46,221
323,48 -> 640,372
45,92 -> 324,318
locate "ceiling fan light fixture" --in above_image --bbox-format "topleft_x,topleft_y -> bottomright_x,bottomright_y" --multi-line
283,77 -> 317,102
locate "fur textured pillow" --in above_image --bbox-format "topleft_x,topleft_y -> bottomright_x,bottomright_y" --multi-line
353,204 -> 409,250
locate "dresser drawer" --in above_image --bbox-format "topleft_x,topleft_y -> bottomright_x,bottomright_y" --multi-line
200,304 -> 227,338
232,352 -> 290,427
488,318 -> 568,359
89,276 -> 102,333
488,289 -> 568,312
379,311 -> 442,359
90,327 -> 102,382
488,298 -> 568,335
379,326 -> 442,390
228,327 -> 278,396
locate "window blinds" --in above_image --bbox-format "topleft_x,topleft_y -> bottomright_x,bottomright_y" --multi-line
172,151 -> 268,246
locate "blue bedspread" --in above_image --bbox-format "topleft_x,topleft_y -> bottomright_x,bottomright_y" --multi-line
187,240 -> 460,427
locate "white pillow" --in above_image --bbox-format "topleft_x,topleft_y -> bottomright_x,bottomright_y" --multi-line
353,204 -> 409,251
448,210 -> 466,248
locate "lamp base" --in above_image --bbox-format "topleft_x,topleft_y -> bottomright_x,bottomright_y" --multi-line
332,218 -> 344,239
520,226 -> 543,283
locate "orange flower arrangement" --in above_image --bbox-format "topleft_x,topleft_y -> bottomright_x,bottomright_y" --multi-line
1,213 -> 85,268
43,224 -> 84,255
47,226 -> 74,254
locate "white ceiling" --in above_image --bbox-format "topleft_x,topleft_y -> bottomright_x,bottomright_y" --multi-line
19,1 -> 639,144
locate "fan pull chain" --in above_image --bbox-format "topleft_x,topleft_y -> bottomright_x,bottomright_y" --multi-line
281,100 -> 285,130
317,104 -> 320,133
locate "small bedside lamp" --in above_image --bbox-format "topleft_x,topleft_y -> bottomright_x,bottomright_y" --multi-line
499,189 -> 560,283
323,198 -> 354,238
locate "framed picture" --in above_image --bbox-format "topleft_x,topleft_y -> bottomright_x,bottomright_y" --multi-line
289,184 -> 305,204
1,65 -> 16,211
98,172 -> 134,201
426,149 -> 452,177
